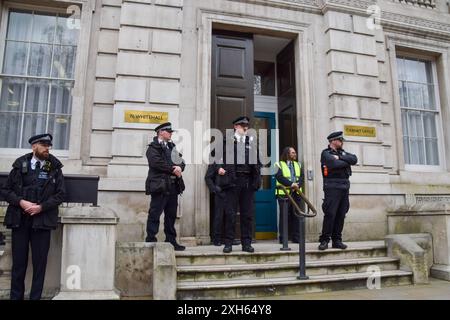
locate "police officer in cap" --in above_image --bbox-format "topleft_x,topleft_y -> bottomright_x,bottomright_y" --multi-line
318,131 -> 357,250
221,116 -> 261,253
145,122 -> 186,251
1,133 -> 65,299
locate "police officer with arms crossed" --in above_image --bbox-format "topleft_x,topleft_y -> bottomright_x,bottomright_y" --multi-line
274,146 -> 303,244
1,133 -> 65,300
221,116 -> 261,253
318,131 -> 357,251
145,122 -> 186,251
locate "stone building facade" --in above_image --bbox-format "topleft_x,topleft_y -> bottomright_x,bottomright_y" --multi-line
0,0 -> 450,246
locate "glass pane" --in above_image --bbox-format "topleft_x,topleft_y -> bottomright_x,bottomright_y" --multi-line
0,77 -> 25,111
49,81 -> 73,114
423,112 -> 437,138
3,41 -> 28,75
425,138 -> 439,166
52,45 -> 77,79
398,81 -> 407,107
28,43 -> 52,77
25,79 -> 49,113
32,12 -> 56,44
408,111 -> 423,138
396,57 -> 405,81
415,60 -> 427,83
0,112 -> 22,148
21,113 -> 47,147
407,83 -> 423,109
403,136 -> 410,164
254,61 -> 275,96
7,10 -> 32,41
401,110 -> 408,136
424,60 -> 433,84
48,114 -> 71,150
55,16 -> 80,45
423,84 -> 436,111
405,58 -> 419,82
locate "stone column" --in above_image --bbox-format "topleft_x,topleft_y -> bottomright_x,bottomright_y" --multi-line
53,206 -> 120,300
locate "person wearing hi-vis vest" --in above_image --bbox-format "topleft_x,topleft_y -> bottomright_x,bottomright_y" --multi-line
274,146 -> 303,244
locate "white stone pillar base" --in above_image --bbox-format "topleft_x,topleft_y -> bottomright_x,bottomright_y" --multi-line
431,264 -> 450,281
53,290 -> 120,300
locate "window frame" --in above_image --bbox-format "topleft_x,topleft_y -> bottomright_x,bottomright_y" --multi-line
388,38 -> 448,173
396,53 -> 444,171
0,0 -> 91,160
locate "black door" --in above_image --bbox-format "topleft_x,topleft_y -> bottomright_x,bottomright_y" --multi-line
211,31 -> 254,134
277,41 -> 298,151
210,31 -> 255,242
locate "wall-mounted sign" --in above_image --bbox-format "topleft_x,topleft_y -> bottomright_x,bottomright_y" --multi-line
124,111 -> 168,124
344,125 -> 376,137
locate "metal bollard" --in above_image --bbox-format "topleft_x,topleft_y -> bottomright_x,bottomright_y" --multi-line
297,214 -> 309,280
279,197 -> 291,251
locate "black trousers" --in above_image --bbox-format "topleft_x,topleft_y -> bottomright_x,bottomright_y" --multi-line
146,192 -> 178,243
212,192 -> 226,242
319,188 -> 350,243
224,176 -> 255,246
277,193 -> 301,242
10,215 -> 51,300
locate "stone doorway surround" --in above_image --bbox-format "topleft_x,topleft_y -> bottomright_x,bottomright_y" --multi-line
192,10 -> 318,244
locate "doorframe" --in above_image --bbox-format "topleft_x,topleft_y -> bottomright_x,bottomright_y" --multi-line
194,11 -> 317,243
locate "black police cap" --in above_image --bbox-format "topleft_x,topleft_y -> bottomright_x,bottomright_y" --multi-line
154,122 -> 175,133
232,116 -> 250,125
28,133 -> 53,146
327,131 -> 345,141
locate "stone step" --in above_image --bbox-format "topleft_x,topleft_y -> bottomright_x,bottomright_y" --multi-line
176,270 -> 413,300
176,245 -> 387,266
0,272 -> 10,300
177,257 -> 399,282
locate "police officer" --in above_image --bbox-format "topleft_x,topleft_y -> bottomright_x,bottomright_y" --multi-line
319,131 -> 357,250
145,122 -> 186,251
221,116 -> 261,253
204,163 -> 235,246
1,133 -> 65,300
274,147 -> 303,244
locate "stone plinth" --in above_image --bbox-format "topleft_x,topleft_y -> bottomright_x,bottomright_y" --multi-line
115,242 -> 176,300
53,206 -> 120,300
387,204 -> 450,281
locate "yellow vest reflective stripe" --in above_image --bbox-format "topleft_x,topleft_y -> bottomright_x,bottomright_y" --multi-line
274,161 -> 302,195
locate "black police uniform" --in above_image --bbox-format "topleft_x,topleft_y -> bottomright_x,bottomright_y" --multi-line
145,123 -> 186,251
1,133 -> 65,300
222,117 -> 261,252
0,231 -> 5,246
204,163 -> 235,245
319,132 -> 357,247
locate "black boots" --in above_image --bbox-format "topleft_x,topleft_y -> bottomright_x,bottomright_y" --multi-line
332,241 -> 348,250
318,241 -> 328,251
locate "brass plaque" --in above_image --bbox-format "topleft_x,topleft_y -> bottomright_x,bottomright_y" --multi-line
344,125 -> 376,137
124,111 -> 168,124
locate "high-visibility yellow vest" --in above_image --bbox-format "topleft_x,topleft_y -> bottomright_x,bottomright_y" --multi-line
274,161 -> 303,196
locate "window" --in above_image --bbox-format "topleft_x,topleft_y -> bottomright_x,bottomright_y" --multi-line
397,56 -> 440,166
0,9 -> 79,150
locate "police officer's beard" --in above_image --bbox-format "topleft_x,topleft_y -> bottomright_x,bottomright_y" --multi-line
35,150 -> 49,160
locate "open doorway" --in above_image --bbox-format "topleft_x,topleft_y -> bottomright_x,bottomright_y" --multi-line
209,29 -> 300,242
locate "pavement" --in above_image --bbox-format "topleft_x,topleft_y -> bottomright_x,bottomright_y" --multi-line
256,278 -> 450,300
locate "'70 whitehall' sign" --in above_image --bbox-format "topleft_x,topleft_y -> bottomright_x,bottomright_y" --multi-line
344,125 -> 376,137
124,111 -> 168,124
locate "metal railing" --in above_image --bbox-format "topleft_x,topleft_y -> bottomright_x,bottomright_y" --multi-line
276,185 -> 317,280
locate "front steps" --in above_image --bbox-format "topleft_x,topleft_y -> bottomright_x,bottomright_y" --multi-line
175,241 -> 413,299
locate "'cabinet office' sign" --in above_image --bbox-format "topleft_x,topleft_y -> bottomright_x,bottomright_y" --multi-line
124,111 -> 168,124
344,125 -> 376,137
